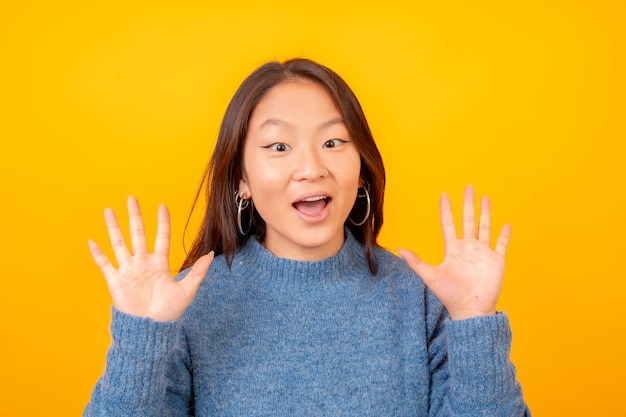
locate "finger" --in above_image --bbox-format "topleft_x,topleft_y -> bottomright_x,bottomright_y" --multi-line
397,248 -> 437,287
179,251 -> 214,297
88,239 -> 117,280
104,207 -> 131,265
478,196 -> 491,243
439,192 -> 457,253
462,184 -> 476,239
153,204 -> 171,257
495,223 -> 512,256
127,196 -> 148,256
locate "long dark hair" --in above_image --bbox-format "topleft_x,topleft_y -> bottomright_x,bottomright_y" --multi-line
181,58 -> 386,274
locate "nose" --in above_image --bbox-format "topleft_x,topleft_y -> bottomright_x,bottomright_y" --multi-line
293,147 -> 328,181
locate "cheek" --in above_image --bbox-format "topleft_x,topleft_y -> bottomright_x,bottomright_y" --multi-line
333,154 -> 362,200
337,151 -> 362,182
244,160 -> 287,200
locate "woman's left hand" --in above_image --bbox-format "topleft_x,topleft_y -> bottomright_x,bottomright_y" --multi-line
398,185 -> 511,320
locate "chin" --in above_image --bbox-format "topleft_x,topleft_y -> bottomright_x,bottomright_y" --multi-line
265,224 -> 346,260
295,228 -> 345,254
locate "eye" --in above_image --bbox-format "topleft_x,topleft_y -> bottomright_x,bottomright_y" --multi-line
323,139 -> 347,148
263,142 -> 292,152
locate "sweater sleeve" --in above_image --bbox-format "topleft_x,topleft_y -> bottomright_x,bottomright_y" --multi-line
426,291 -> 531,416
83,308 -> 194,417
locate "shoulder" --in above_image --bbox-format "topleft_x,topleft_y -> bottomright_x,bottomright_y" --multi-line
367,245 -> 432,301
372,245 -> 420,281
174,251 -> 232,283
371,245 -> 445,313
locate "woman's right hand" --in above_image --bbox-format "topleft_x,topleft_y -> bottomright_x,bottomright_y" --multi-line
88,196 -> 213,322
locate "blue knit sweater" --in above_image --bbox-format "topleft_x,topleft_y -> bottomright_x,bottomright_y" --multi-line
84,232 -> 530,416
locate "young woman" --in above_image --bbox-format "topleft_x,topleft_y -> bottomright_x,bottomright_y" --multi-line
84,58 -> 530,416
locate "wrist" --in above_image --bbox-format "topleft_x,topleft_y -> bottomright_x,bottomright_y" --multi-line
449,309 -> 498,321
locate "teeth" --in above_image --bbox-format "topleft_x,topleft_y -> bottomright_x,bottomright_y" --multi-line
302,196 -> 327,202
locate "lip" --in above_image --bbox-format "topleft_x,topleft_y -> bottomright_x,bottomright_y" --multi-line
292,192 -> 332,223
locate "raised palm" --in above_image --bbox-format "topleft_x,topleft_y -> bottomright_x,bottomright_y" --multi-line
398,185 -> 511,320
88,196 -> 213,322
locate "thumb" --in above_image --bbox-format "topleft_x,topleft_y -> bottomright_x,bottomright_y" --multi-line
397,248 -> 437,286
179,251 -> 214,297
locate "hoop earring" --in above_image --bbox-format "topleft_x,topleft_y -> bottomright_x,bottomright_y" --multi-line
349,181 -> 371,226
235,191 -> 253,235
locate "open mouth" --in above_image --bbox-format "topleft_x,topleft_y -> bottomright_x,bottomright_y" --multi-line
292,196 -> 330,216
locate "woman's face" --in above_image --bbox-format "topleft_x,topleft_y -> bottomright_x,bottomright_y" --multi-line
239,80 -> 361,260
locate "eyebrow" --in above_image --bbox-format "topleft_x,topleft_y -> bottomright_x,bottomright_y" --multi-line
259,117 -> 345,130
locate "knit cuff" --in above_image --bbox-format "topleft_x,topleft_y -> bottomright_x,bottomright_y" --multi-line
104,308 -> 180,407
445,312 -> 517,407
110,307 -> 179,358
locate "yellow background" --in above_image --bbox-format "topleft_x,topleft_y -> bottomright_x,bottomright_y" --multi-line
1,1 -> 624,415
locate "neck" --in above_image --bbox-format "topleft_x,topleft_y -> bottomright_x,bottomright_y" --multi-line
261,230 -> 346,261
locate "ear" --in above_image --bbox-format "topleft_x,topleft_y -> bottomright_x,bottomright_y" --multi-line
238,177 -> 251,199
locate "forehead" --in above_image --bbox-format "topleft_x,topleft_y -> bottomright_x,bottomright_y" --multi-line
249,80 -> 342,126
